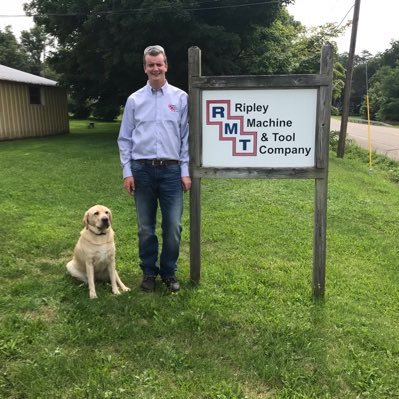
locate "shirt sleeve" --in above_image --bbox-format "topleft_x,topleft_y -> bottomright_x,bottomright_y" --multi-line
117,97 -> 135,179
179,93 -> 190,177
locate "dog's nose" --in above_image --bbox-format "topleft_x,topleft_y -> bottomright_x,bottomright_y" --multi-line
101,217 -> 109,226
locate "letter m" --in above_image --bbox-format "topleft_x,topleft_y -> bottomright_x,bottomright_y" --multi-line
224,123 -> 238,135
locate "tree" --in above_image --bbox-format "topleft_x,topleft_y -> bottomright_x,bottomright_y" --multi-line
365,66 -> 399,122
347,40 -> 399,122
336,51 -> 376,115
0,26 -> 30,71
239,8 -> 302,74
20,25 -> 52,75
25,0 -> 292,120
240,13 -> 346,102
291,22 -> 347,104
377,40 -> 399,68
378,67 -> 399,121
342,40 -> 399,119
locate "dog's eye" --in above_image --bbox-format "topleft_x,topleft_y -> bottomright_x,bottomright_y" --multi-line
105,211 -> 109,214
94,211 -> 99,216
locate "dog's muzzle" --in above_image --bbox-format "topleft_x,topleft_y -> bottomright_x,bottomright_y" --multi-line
101,217 -> 110,227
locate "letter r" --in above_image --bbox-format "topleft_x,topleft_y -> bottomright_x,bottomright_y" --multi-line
212,106 -> 225,118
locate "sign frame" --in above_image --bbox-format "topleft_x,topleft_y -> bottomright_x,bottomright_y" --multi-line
202,89 -> 318,167
188,44 -> 333,298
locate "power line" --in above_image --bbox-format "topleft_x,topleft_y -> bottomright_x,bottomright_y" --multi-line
1,0 -> 283,18
337,1 -> 355,28
0,15 -> 32,18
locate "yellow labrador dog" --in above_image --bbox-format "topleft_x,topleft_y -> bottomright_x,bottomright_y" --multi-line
66,205 -> 130,299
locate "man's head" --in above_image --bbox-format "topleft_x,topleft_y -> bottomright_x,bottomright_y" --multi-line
143,45 -> 168,89
143,45 -> 167,65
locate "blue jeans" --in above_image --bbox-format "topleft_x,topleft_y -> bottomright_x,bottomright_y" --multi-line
131,161 -> 183,278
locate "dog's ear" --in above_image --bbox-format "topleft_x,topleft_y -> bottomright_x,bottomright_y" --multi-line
83,211 -> 90,229
108,209 -> 112,225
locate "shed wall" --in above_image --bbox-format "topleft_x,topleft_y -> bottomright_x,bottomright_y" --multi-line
0,81 -> 69,140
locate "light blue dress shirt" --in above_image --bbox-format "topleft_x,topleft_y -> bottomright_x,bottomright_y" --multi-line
118,81 -> 189,178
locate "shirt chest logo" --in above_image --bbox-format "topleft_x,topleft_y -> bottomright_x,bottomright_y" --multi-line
168,104 -> 177,112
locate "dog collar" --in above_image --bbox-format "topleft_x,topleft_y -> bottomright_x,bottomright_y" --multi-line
87,225 -> 107,235
80,234 -> 113,245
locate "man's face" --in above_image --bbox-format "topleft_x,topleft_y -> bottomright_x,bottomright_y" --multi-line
144,53 -> 168,88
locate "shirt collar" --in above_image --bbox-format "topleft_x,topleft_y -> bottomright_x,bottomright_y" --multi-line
147,80 -> 168,94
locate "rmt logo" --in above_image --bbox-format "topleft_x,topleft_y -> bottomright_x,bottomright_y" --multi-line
206,100 -> 257,156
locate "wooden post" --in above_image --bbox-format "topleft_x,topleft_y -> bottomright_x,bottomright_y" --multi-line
188,47 -> 202,283
313,43 -> 333,298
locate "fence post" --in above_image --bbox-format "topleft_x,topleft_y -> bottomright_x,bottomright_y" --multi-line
188,47 -> 202,283
313,43 -> 333,298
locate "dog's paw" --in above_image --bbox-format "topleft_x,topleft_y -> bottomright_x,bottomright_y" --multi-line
121,286 -> 131,292
89,292 -> 98,299
112,288 -> 121,295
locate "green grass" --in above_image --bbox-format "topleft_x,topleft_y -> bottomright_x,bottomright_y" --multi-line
1,120 -> 398,398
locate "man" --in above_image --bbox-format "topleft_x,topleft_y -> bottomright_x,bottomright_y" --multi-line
117,45 -> 191,292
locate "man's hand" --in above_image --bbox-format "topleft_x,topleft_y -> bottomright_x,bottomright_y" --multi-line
181,176 -> 192,192
123,176 -> 135,195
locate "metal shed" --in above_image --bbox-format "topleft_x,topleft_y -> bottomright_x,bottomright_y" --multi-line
0,64 -> 69,140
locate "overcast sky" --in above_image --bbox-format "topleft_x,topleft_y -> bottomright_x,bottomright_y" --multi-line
0,1 -> 34,35
287,0 -> 399,55
1,0 -> 398,55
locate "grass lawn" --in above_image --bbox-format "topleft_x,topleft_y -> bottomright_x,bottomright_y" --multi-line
0,120 -> 398,398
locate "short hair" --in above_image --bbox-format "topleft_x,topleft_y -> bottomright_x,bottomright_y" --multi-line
143,45 -> 167,66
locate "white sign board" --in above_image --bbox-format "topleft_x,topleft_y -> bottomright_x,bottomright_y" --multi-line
202,89 -> 318,168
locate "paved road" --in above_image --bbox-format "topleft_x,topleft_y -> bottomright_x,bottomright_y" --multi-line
330,118 -> 399,161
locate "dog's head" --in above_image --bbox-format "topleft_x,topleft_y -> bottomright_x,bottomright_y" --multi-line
83,205 -> 112,234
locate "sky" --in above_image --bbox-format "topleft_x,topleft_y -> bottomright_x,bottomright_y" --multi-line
0,0 -> 34,37
0,0 -> 398,55
287,0 -> 398,55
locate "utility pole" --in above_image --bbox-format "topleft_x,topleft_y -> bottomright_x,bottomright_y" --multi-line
337,0 -> 361,158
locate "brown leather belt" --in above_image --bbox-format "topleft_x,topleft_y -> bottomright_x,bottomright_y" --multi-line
135,159 -> 180,166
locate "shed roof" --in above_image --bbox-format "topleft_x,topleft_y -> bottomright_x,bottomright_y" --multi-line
0,64 -> 58,86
